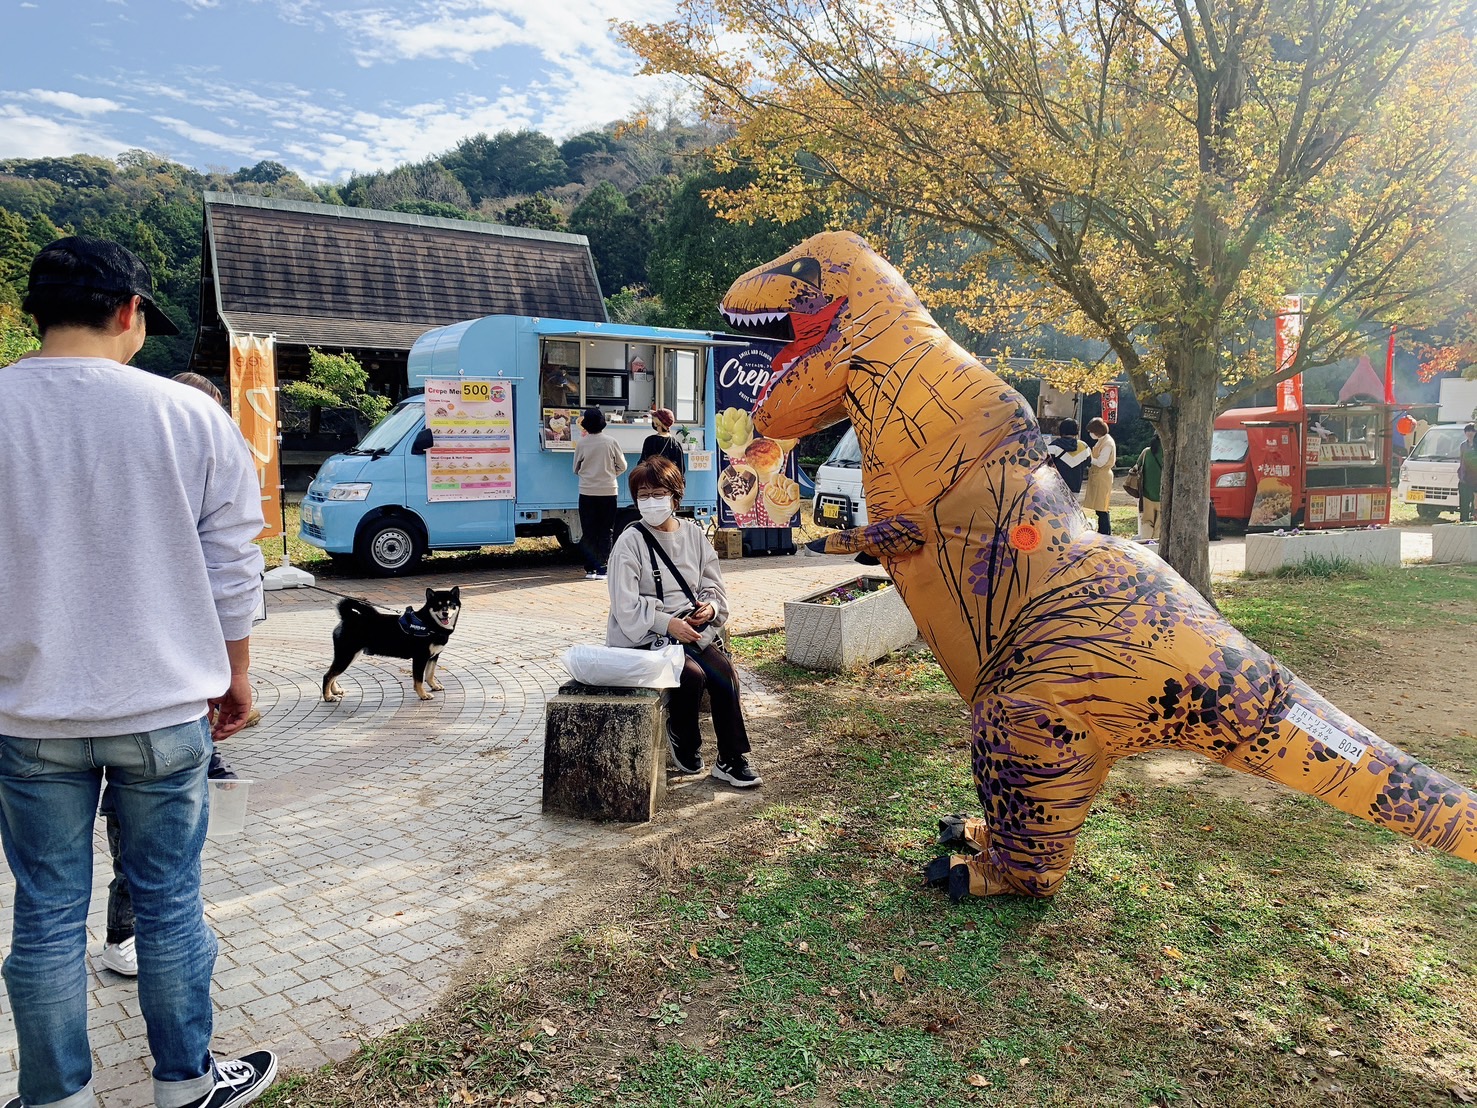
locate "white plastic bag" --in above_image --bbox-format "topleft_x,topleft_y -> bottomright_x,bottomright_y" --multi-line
561,643 -> 683,689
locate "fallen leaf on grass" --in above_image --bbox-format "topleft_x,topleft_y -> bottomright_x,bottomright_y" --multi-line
1162,946 -> 1184,960
893,965 -> 907,983
689,943 -> 700,959
526,1093 -> 547,1105
517,1041 -> 535,1054
966,1074 -> 992,1087
1017,1057 -> 1031,1067
1450,1084 -> 1474,1104
539,1019 -> 558,1036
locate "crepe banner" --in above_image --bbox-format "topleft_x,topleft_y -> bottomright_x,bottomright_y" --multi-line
424,378 -> 515,502
228,333 -> 281,540
720,232 -> 1477,901
713,340 -> 802,529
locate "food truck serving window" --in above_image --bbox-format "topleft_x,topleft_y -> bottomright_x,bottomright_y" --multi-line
663,347 -> 702,424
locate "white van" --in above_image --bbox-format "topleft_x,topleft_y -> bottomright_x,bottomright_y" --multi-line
813,426 -> 868,528
1397,423 -> 1467,520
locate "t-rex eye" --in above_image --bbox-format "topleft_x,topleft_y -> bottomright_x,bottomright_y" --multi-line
767,256 -> 821,287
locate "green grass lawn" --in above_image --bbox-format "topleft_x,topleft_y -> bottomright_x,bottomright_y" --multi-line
261,565 -> 1477,1108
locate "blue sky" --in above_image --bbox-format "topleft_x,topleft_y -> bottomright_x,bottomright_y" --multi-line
1,0 -> 681,181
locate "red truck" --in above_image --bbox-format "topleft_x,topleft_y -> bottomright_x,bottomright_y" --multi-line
1209,403 -> 1395,531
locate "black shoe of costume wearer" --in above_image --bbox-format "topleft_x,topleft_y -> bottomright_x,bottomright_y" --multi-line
937,814 -> 970,850
182,1051 -> 278,1108
711,756 -> 762,788
923,856 -> 972,903
667,729 -> 704,775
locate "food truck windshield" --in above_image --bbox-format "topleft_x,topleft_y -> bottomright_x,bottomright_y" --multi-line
538,337 -> 705,426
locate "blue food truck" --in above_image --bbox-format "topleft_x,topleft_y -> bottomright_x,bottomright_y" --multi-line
298,315 -> 728,575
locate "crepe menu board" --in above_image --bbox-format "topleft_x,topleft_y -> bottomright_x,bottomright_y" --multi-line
714,341 -> 801,528
424,378 -> 515,502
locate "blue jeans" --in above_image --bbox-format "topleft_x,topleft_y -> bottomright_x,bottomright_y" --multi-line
0,720 -> 219,1108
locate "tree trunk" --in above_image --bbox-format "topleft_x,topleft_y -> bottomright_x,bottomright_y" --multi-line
1160,343 -> 1219,602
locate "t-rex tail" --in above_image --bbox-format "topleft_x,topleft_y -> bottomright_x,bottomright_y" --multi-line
937,685 -> 1477,869
1212,679 -> 1477,863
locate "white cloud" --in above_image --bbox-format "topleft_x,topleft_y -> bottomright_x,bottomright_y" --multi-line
151,114 -> 270,159
0,105 -> 129,160
22,89 -> 123,116
336,0 -> 670,70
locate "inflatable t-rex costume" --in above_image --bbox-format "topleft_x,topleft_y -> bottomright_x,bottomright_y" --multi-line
720,232 -> 1477,900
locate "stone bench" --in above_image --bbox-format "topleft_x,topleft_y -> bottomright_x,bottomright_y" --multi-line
1431,523 -> 1477,564
542,682 -> 667,822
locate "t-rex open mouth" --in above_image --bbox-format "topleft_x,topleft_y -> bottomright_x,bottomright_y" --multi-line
721,296 -> 848,397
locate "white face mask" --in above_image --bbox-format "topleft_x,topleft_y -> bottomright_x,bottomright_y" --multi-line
638,495 -> 674,526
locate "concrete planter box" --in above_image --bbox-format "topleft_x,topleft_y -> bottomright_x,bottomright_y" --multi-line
1244,528 -> 1401,574
784,576 -> 918,671
1431,523 -> 1477,565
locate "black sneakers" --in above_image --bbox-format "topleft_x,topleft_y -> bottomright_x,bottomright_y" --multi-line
667,729 -> 704,775
712,756 -> 763,788
183,1051 -> 278,1108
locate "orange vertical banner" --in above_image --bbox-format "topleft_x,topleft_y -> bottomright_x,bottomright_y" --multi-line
1274,295 -> 1303,413
229,333 -> 282,540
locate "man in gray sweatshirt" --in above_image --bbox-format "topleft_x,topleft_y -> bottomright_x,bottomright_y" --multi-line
0,238 -> 276,1108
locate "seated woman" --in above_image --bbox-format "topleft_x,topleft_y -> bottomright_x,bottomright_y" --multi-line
606,456 -> 762,788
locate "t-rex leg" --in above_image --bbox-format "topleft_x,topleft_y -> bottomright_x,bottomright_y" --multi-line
927,698 -> 1111,899
1209,678 -> 1477,863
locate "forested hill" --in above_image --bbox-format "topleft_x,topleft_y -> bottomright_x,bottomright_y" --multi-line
0,118 -> 822,376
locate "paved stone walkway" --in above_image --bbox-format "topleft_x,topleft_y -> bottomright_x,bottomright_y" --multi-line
0,527 -> 1442,1103
0,549 -> 867,1105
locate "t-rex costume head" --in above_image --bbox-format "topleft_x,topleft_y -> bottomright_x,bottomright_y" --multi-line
721,232 -> 1477,900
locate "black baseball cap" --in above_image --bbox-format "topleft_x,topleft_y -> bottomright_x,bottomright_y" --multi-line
24,236 -> 179,336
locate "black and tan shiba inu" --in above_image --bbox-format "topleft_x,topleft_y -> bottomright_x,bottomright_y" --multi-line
322,587 -> 461,703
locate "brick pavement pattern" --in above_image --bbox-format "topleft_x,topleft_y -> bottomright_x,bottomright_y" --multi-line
0,548 -> 867,1106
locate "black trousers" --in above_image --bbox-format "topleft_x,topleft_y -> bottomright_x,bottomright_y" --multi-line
578,494 -> 618,572
1095,510 -> 1111,535
667,643 -> 750,765
1461,482 -> 1474,523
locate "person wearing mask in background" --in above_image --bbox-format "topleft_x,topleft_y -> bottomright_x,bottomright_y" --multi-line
0,237 -> 276,1108
1460,422 -> 1477,523
1134,434 -> 1165,542
1081,417 -> 1116,535
606,457 -> 762,789
572,406 -> 627,580
640,407 -> 686,472
1046,418 -> 1093,501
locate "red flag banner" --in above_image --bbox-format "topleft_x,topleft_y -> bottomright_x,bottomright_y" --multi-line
1384,325 -> 1397,404
1274,295 -> 1304,414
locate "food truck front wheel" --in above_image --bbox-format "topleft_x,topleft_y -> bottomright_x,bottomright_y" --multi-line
356,517 -> 427,577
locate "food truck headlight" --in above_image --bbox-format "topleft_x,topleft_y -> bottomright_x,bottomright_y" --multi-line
1214,472 -> 1247,488
327,483 -> 373,501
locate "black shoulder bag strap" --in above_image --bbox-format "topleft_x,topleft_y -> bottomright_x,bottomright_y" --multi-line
637,524 -> 700,609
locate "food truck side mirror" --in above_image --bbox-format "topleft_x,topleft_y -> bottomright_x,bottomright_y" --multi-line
411,427 -> 434,455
